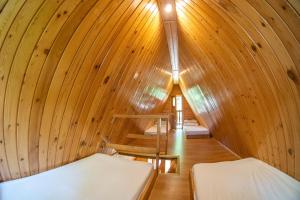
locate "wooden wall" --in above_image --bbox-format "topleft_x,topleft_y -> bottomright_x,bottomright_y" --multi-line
0,0 -> 172,182
162,84 -> 201,123
177,0 -> 300,179
1,0 -> 299,183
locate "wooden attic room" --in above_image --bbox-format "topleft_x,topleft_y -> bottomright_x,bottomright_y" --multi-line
0,0 -> 299,199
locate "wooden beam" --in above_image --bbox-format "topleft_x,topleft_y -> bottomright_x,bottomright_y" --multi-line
156,118 -> 161,171
165,118 -> 169,154
157,0 -> 179,83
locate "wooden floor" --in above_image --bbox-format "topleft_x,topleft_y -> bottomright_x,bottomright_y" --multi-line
146,130 -> 239,200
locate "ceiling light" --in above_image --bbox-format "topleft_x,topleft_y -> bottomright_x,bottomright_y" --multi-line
165,4 -> 173,13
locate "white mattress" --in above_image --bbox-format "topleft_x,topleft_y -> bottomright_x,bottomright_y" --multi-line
184,119 -> 199,126
184,125 -> 209,135
184,119 -> 198,123
0,153 -> 153,200
184,122 -> 199,126
192,158 -> 300,200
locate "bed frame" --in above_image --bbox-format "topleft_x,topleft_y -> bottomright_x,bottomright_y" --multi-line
184,125 -> 210,139
138,170 -> 158,200
189,169 -> 196,200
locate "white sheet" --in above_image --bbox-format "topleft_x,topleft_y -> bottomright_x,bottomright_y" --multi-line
192,158 -> 300,200
184,119 -> 198,123
184,125 -> 209,136
0,153 -> 153,200
184,122 -> 199,126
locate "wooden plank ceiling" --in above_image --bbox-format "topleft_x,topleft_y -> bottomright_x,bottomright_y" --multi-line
0,0 -> 299,182
177,0 -> 300,180
157,0 -> 180,83
0,0 -> 172,181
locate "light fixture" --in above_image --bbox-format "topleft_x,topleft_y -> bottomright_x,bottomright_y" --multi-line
164,3 -> 173,13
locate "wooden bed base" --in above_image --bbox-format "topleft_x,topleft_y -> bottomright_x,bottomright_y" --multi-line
138,169 -> 158,200
189,169 -> 196,200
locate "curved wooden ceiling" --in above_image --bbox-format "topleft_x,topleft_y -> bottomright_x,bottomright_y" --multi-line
177,0 -> 300,179
0,0 -> 299,182
0,0 -> 172,181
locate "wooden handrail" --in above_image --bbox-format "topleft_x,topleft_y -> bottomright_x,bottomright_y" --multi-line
106,113 -> 173,173
127,133 -> 167,140
106,143 -> 158,154
117,151 -> 178,160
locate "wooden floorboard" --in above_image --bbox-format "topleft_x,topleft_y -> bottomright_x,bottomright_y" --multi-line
144,130 -> 239,200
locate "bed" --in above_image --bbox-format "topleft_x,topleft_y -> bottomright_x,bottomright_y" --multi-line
183,119 -> 198,126
190,158 -> 300,200
183,119 -> 210,138
0,153 -> 156,200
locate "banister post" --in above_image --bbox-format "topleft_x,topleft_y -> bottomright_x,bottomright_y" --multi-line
156,118 -> 161,173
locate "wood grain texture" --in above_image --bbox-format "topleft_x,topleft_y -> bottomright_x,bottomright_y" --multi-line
177,0 -> 300,179
148,130 -> 238,200
0,0 -> 172,181
157,0 -> 179,83
125,130 -> 238,199
162,85 -> 201,124
1,0 -> 299,184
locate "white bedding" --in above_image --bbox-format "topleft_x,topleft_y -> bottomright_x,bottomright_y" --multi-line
192,158 -> 300,200
184,125 -> 209,136
184,119 -> 198,123
184,119 -> 198,126
0,153 -> 153,200
184,122 -> 199,126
